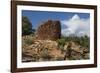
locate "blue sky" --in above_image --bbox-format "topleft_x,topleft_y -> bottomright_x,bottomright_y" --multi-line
22,10 -> 90,36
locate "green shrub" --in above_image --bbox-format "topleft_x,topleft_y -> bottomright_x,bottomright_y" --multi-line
22,16 -> 33,35
22,35 -> 33,48
40,48 -> 52,61
61,35 -> 90,48
57,38 -> 66,47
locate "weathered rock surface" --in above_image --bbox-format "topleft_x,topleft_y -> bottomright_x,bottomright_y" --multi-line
22,40 -> 65,62
63,41 -> 89,60
22,34 -> 89,62
36,20 -> 61,40
22,39 -> 89,62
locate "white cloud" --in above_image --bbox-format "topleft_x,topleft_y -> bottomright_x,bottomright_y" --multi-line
61,14 -> 90,37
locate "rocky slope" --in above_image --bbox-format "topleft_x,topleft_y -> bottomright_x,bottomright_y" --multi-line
22,37 -> 89,62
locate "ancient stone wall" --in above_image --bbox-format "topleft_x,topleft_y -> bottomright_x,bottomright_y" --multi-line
36,20 -> 61,40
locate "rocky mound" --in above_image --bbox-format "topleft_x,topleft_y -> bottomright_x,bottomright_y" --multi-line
22,40 -> 65,62
22,38 -> 89,62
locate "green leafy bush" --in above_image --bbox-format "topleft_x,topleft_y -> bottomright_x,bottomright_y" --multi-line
22,16 -> 33,35
22,35 -> 34,48
61,35 -> 90,48
40,48 -> 52,61
57,38 -> 66,47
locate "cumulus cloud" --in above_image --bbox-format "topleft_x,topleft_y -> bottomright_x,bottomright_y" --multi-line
61,14 -> 90,37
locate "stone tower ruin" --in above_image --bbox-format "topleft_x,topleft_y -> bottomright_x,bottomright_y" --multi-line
36,20 -> 61,40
